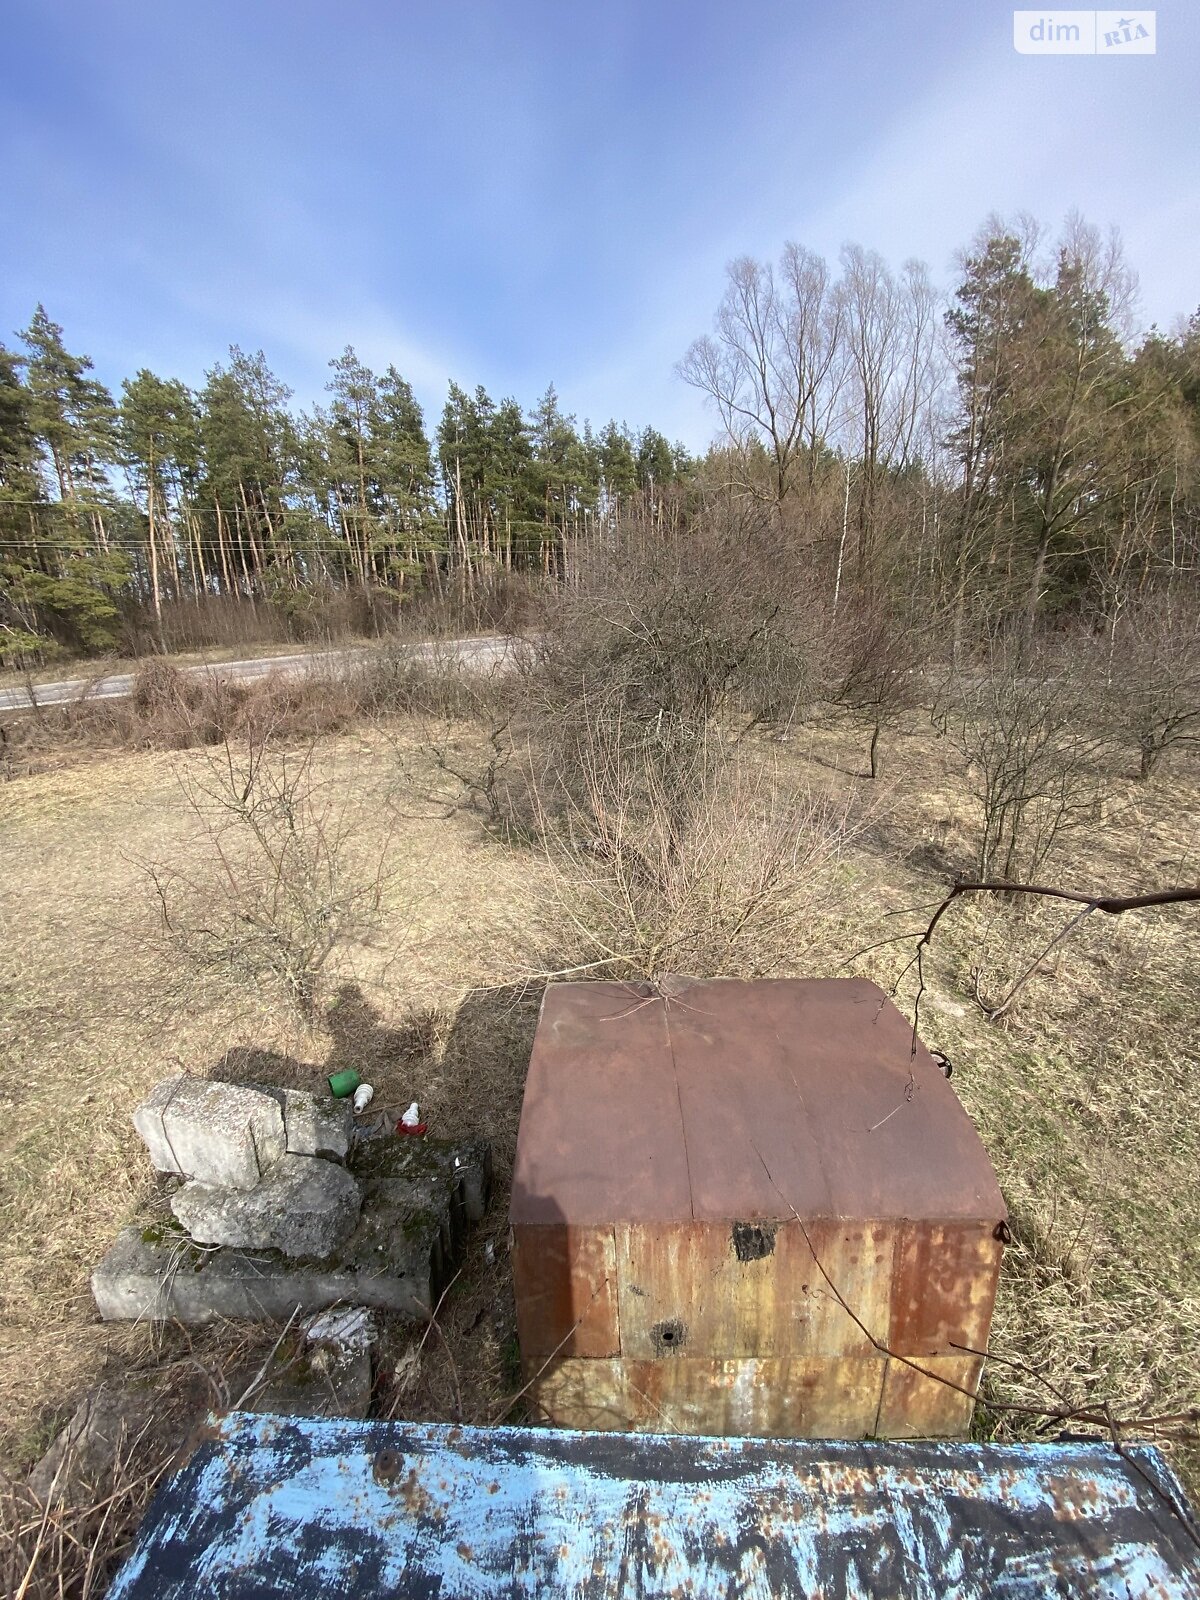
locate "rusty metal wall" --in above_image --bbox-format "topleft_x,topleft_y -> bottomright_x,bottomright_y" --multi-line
511,979 -> 1007,1439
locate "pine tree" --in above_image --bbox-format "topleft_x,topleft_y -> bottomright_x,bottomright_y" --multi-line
487,397 -> 538,569
530,385 -> 591,573
374,366 -> 439,586
1,312 -> 126,655
0,343 -> 47,661
636,426 -> 675,491
199,349 -> 296,595
120,370 -> 203,620
598,420 -> 638,503
0,342 -> 39,508
20,305 -> 118,549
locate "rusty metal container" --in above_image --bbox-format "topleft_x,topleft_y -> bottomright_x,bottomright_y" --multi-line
510,976 -> 1007,1439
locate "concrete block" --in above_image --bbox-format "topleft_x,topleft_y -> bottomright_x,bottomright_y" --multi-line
131,1078 -> 185,1175
245,1341 -> 373,1420
92,1136 -> 494,1326
452,1141 -> 494,1223
28,1384 -> 156,1503
258,1086 -> 352,1162
245,1310 -> 376,1420
171,1154 -> 361,1259
91,1223 -> 442,1324
160,1079 -> 286,1190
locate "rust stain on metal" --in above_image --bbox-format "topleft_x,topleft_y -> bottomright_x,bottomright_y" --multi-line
513,977 -> 1005,1228
613,1219 -> 897,1364
511,978 -> 1007,1439
889,1220 -> 1004,1356
529,1356 -> 889,1438
876,1355 -> 984,1438
109,1414 -> 1200,1600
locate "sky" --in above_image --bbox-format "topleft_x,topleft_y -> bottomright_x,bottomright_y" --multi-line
2,0 -> 1197,452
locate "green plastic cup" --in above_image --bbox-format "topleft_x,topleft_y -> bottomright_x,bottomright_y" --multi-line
328,1068 -> 361,1099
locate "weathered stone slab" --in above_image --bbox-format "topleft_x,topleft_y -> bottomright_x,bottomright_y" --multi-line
171,1154 -> 361,1259
245,1340 -> 373,1420
93,1137 -> 493,1325
131,1077 -> 184,1175
28,1384 -> 156,1503
160,1079 -> 286,1191
258,1085 -> 352,1162
91,1224 -> 442,1324
244,1310 -> 376,1420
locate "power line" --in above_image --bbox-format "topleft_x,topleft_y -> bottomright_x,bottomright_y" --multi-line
0,498 -> 442,514
0,537 -> 439,549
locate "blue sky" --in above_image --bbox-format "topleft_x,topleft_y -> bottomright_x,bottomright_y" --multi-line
3,1 -> 1197,450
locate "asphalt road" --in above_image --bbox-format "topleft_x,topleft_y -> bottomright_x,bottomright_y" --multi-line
0,634 -> 518,713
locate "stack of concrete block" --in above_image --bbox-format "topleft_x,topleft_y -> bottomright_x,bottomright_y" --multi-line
93,1076 -> 493,1326
132,1076 -> 360,1259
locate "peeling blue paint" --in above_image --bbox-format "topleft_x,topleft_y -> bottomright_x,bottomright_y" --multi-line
109,1413 -> 1200,1598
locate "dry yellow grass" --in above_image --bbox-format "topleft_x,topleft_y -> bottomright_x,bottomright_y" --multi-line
0,706 -> 1197,1499
0,728 -> 544,1470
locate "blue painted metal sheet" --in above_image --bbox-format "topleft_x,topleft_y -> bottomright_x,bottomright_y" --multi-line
109,1413 -> 1200,1599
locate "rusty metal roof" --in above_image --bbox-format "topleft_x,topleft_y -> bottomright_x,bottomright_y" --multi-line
511,978 -> 1005,1227
108,1413 -> 1200,1598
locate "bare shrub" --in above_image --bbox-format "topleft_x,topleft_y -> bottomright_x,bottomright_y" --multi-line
1,642 -> 524,777
354,638 -> 516,722
374,644 -> 531,834
1106,595 -> 1200,778
144,732 -> 399,1016
949,637 -> 1109,880
832,600 -> 927,777
410,718 -> 519,832
530,502 -> 830,799
231,665 -> 358,744
122,659 -> 249,748
444,501 -> 860,978
128,657 -> 186,719
529,717 -> 857,982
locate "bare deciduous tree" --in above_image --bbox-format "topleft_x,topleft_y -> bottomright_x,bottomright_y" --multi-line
834,601 -> 927,778
678,244 -> 844,508
836,246 -> 942,582
1107,595 -> 1200,777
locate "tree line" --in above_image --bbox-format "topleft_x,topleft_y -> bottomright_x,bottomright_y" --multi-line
1,209 -> 1197,663
679,214 -> 1199,647
0,316 -> 690,659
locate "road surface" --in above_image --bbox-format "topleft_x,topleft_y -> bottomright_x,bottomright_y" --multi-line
0,635 -> 519,714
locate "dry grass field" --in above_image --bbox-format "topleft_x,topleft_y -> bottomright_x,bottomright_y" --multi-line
1,696 -> 1197,1580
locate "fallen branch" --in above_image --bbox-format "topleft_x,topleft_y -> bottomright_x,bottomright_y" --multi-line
894,878 -> 1200,1046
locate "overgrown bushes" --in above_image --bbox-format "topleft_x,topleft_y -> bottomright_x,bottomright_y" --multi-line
1104,596 -> 1200,779
939,636 -> 1110,881
528,723 -> 856,980
529,502 -> 827,784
